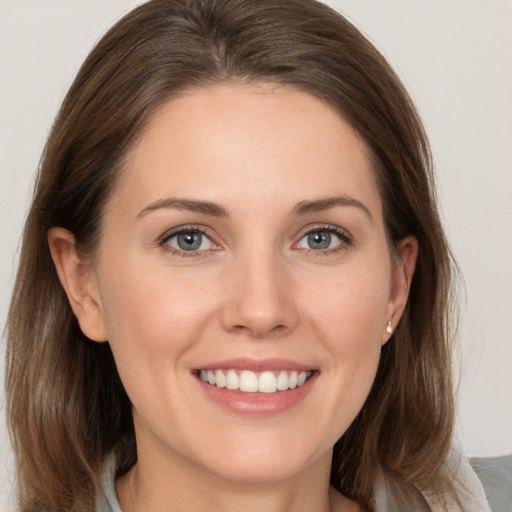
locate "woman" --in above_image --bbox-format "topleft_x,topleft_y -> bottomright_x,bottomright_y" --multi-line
5,0 -> 490,511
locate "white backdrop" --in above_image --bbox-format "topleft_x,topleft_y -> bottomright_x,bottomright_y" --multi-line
1,1 -> 511,509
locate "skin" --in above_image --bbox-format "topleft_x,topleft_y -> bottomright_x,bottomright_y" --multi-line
49,82 -> 417,512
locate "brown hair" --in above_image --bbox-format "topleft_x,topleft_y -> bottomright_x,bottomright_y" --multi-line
6,1 -> 459,510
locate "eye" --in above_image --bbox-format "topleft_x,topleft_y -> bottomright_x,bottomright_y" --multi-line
296,227 -> 351,252
162,228 -> 215,253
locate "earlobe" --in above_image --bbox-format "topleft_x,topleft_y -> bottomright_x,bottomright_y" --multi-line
383,236 -> 418,343
48,227 -> 108,342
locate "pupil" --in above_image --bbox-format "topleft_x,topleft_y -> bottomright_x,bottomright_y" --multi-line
308,231 -> 331,249
177,232 -> 201,251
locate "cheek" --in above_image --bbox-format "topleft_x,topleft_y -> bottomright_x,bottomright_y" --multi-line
96,261 -> 223,430
97,258 -> 218,369
302,266 -> 389,418
305,264 -> 390,345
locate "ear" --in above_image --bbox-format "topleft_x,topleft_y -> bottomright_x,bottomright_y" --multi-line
48,227 -> 108,342
383,236 -> 418,344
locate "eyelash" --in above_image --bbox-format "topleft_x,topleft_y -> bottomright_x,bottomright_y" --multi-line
157,223 -> 353,257
294,224 -> 353,255
158,225 -> 218,258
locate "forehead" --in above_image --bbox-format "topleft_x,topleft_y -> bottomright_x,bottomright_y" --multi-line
112,82 -> 381,219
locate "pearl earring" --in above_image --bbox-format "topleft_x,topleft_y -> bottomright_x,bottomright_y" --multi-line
386,321 -> 393,334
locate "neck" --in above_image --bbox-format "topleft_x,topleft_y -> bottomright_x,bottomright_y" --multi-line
116,443 -> 359,512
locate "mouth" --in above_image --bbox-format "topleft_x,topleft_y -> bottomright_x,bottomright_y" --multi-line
193,358 -> 318,416
196,368 -> 313,394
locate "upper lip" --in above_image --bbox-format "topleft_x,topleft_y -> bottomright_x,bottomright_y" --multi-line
195,357 -> 315,372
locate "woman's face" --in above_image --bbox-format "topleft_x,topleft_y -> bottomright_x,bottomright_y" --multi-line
71,83 -> 414,483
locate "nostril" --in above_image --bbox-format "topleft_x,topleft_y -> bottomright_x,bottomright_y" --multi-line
220,279 -> 299,337
229,322 -> 289,339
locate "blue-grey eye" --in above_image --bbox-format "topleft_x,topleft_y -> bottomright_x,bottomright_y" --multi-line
297,230 -> 344,250
308,231 -> 331,249
166,231 -> 213,252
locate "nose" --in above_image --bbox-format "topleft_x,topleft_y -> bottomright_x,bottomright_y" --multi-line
220,251 -> 299,339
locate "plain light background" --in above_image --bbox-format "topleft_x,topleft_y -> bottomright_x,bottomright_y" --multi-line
1,1 -> 511,509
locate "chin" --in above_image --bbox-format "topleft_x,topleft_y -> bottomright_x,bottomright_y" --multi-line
187,430 -> 331,484
204,455 -> 319,484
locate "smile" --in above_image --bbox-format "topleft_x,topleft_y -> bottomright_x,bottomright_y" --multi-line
198,369 -> 312,393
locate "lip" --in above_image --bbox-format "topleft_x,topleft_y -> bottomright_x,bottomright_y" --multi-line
196,357 -> 313,373
193,358 -> 318,417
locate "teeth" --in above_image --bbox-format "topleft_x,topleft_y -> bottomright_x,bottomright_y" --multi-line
199,369 -> 311,393
239,370 -> 258,392
215,369 -> 226,388
258,371 -> 277,393
226,369 -> 239,390
297,371 -> 308,386
276,370 -> 289,391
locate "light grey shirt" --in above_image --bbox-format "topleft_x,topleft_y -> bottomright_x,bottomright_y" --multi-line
96,452 -> 490,512
97,456 -> 122,512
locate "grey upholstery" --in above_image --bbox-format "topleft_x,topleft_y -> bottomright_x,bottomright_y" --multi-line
471,455 -> 512,512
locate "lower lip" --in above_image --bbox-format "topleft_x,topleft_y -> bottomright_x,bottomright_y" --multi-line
196,373 -> 317,417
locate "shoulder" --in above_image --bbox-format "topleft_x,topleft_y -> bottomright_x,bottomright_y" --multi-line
372,450 -> 491,512
425,451 -> 491,512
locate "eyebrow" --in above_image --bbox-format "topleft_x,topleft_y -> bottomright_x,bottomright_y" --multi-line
136,198 -> 229,219
292,196 -> 373,220
136,195 -> 372,221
